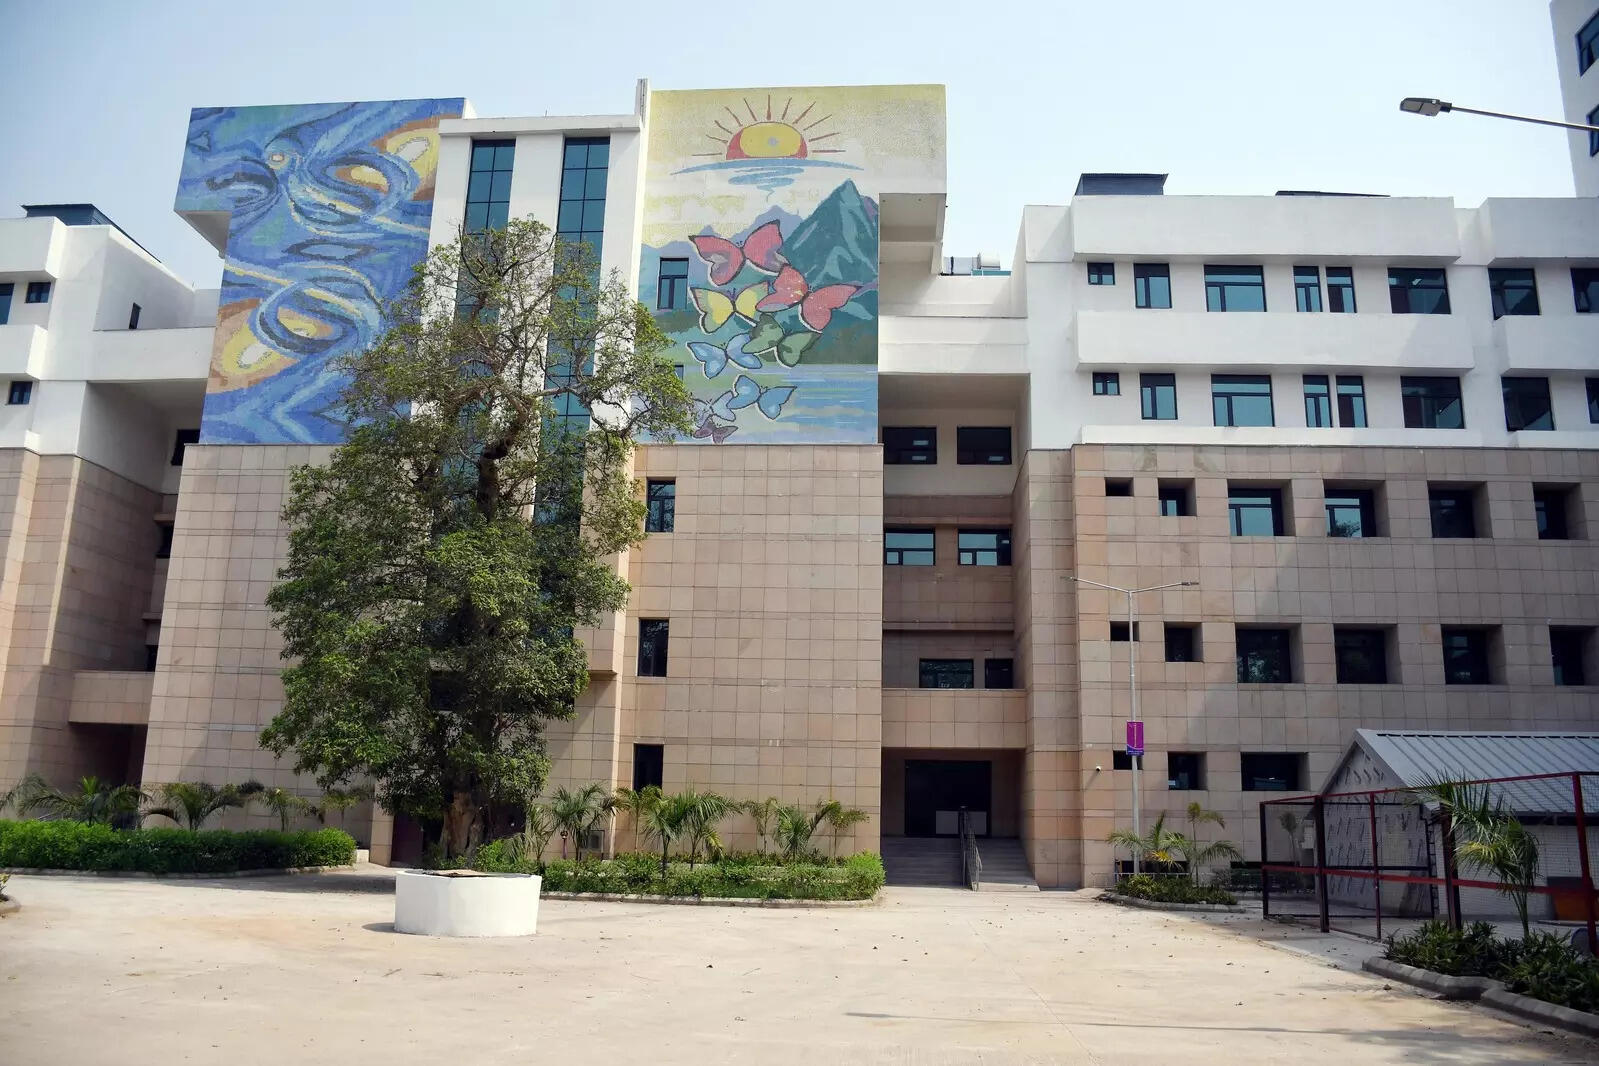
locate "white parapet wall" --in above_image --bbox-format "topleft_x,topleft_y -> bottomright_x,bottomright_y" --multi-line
393,870 -> 542,937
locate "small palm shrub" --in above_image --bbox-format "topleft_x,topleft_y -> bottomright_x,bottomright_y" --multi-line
1385,921 -> 1599,1013
1114,873 -> 1236,905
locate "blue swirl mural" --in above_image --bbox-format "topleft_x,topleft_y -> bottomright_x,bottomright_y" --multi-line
175,99 -> 463,444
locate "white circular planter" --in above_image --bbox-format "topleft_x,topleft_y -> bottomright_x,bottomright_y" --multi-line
393,869 -> 541,937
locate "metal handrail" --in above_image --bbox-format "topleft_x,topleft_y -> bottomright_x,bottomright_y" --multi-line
958,809 -> 981,890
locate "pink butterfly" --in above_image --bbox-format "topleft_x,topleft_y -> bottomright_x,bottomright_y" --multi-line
689,220 -> 784,287
755,265 -> 859,332
692,415 -> 737,443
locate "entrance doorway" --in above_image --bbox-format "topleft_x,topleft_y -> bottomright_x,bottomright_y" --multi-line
904,759 -> 991,837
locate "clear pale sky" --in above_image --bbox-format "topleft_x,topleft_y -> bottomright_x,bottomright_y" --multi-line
0,0 -> 1575,286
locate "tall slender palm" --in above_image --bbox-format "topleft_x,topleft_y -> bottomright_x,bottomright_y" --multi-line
815,799 -> 869,858
145,781 -> 264,831
257,787 -> 313,831
12,774 -> 146,827
678,789 -> 734,867
312,784 -> 374,825
1413,778 -> 1541,937
1177,801 -> 1239,883
620,786 -> 690,874
742,796 -> 782,855
774,803 -> 819,860
548,784 -> 612,859
515,803 -> 559,865
1106,812 -> 1186,872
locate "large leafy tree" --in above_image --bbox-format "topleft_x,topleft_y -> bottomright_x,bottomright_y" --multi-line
262,220 -> 693,858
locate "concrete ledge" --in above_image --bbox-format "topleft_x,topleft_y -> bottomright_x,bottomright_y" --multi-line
1363,956 -> 1488,1000
1364,956 -> 1599,1039
394,869 -> 541,937
1098,891 -> 1244,914
541,890 -> 877,908
0,864 -> 356,879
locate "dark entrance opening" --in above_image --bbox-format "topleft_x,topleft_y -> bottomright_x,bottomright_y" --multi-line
904,759 -> 991,837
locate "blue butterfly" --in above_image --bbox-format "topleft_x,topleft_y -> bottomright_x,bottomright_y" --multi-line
687,332 -> 763,379
709,374 -> 796,422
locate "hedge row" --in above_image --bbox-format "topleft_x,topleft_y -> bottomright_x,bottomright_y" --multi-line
1114,873 -> 1238,905
472,846 -> 885,901
0,819 -> 355,874
1387,920 -> 1599,1014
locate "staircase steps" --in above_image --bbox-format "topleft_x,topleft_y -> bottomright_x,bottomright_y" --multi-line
881,836 -> 960,886
973,837 -> 1039,892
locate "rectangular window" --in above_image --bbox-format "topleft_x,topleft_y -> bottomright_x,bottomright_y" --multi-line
6,381 -> 32,406
1551,628 -> 1591,687
1204,265 -> 1266,311
1303,375 -> 1332,427
1112,751 -> 1134,771
1401,376 -> 1464,429
1591,378 -> 1599,423
1167,752 -> 1204,791
1428,487 -> 1479,538
128,303 -> 141,330
170,428 -> 200,466
464,139 -> 515,233
632,743 -> 664,790
1575,268 -> 1599,312
1325,488 -> 1376,538
155,521 -> 174,560
656,258 -> 689,311
1134,263 -> 1172,308
144,644 -> 160,672
956,426 -> 1011,465
1104,478 -> 1132,497
882,426 -> 937,465
1336,375 -> 1368,428
1158,480 -> 1193,517
1502,376 -> 1554,431
1241,753 -> 1303,792
557,136 -> 610,260
1489,268 -> 1539,319
1441,627 -> 1492,685
1534,486 -> 1573,540
1335,628 -> 1388,684
1086,262 -> 1115,285
1109,621 -> 1141,642
958,529 -> 1012,566
24,281 -> 50,304
1164,625 -> 1198,663
1140,373 -> 1178,420
1590,104 -> 1599,155
884,528 -> 934,566
0,282 -> 11,325
638,619 -> 669,677
1388,267 -> 1450,314
1228,486 -> 1284,536
1212,374 -> 1274,427
1326,267 -> 1357,313
645,479 -> 675,533
1580,10 -> 1599,74
1237,628 -> 1292,683
1092,372 -> 1120,396
984,658 -> 1015,689
919,658 -> 974,689
1294,266 -> 1322,312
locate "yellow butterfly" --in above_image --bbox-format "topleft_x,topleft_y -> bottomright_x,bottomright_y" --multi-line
690,282 -> 765,333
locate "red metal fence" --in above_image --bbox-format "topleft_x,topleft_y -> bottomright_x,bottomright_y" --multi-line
1259,771 -> 1598,946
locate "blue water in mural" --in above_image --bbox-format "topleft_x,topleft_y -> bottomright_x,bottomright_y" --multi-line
175,99 -> 463,445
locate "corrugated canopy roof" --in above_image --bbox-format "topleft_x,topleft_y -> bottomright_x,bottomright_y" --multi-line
1332,730 -> 1599,816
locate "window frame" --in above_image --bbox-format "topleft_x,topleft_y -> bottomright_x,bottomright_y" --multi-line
464,138 -> 516,234
1139,373 -> 1178,420
1167,752 -> 1205,791
1293,266 -> 1322,312
957,528 -> 1012,566
882,426 -> 937,465
1324,487 -> 1377,538
0,282 -> 11,325
6,380 -> 32,406
632,743 -> 665,790
1334,628 -> 1389,684
1335,375 -> 1367,427
955,426 -> 1012,465
1086,262 -> 1115,286
1204,264 -> 1267,312
1091,372 -> 1120,396
1164,624 -> 1198,663
128,303 -> 141,330
1575,268 -> 1599,313
1441,627 -> 1492,685
1502,376 -> 1555,432
1488,267 -> 1540,319
1388,267 -> 1451,314
1303,375 -> 1332,428
1401,376 -> 1464,430
24,281 -> 50,305
170,428 -> 200,466
656,258 -> 689,311
884,527 -> 935,566
644,478 -> 676,533
1241,753 -> 1303,792
1326,267 -> 1357,313
983,658 -> 1015,690
1236,627 -> 1293,684
1590,377 -> 1599,423
1133,263 -> 1172,309
1428,487 -> 1480,539
1212,374 -> 1275,428
1228,486 -> 1285,536
1580,9 -> 1599,75
1551,627 -> 1591,687
919,658 -> 975,689
637,619 -> 670,677
1533,486 -> 1572,541
1157,480 -> 1193,517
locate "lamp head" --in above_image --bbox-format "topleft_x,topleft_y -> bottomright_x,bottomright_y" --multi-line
1400,97 -> 1448,117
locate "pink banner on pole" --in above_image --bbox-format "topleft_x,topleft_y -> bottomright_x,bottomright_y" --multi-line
1126,720 -> 1144,757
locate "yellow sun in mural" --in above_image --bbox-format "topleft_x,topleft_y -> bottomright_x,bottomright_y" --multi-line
698,96 -> 844,160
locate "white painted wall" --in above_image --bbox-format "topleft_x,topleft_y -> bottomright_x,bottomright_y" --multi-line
1551,0 -> 1599,197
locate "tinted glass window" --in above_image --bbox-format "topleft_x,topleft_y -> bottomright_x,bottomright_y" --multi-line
638,619 -> 670,677
6,381 -> 32,406
1092,372 -> 1120,396
1303,375 -> 1331,427
632,743 -> 664,790
1551,628 -> 1589,686
25,281 -> 50,304
884,528 -> 935,566
1534,488 -> 1570,540
1336,375 -> 1367,427
464,139 -> 514,233
1242,753 -> 1303,792
1212,375 -> 1274,427
1164,625 -> 1197,663
1335,629 -> 1388,683
1158,481 -> 1193,516
1204,265 -> 1266,311
1441,628 -> 1491,685
1140,373 -> 1177,420
1228,487 -> 1283,536
1237,629 -> 1292,683
958,529 -> 1012,566
1401,376 -> 1464,429
1294,266 -> 1322,312
919,659 -> 974,689
956,426 -> 1011,465
1326,267 -> 1356,313
1388,268 -> 1450,314
1325,489 -> 1376,537
983,658 -> 1015,689
645,479 -> 675,533
1087,262 -> 1115,285
882,426 -> 937,465
1575,268 -> 1599,313
558,136 -> 610,261
1580,10 -> 1599,74
0,283 -> 11,325
1134,264 -> 1171,308
656,258 -> 689,310
1502,376 -> 1554,431
1488,268 -> 1539,319
1429,488 -> 1479,538
1167,753 -> 1204,790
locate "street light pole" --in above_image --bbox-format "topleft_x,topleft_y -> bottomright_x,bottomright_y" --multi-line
1065,574 -> 1197,877
1399,96 -> 1599,135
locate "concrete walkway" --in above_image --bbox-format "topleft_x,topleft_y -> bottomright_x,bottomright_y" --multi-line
0,869 -> 1591,1064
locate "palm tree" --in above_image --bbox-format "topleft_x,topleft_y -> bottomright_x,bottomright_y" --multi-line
678,789 -> 734,867
257,787 -> 313,831
1176,802 -> 1240,883
312,784 -> 374,825
1106,812 -> 1187,872
516,803 -> 559,865
1413,778 -> 1542,937
548,784 -> 612,859
13,774 -> 147,827
743,796 -> 782,855
144,781 -> 264,831
619,786 -> 690,874
814,799 -> 869,858
774,803 -> 820,861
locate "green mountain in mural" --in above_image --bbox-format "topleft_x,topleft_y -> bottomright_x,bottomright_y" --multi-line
780,180 -> 879,364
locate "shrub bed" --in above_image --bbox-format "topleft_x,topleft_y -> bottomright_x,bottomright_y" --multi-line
1114,873 -> 1237,906
0,819 -> 355,874
470,846 -> 884,901
1386,920 -> 1599,1014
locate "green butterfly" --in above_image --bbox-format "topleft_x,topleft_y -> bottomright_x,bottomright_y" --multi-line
746,313 -> 818,368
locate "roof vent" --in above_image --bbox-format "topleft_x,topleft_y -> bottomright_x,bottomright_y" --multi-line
1074,173 -> 1167,196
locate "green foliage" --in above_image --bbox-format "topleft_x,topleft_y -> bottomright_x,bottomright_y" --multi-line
0,871 -> 9,901
1114,873 -> 1237,905
261,219 -> 696,859
0,819 -> 354,873
1502,931 -> 1599,1014
1385,920 -> 1508,977
742,797 -> 782,854
1109,808 -> 1241,883
144,781 -> 264,832
548,784 -> 614,860
256,787 -> 313,831
1411,779 -> 1542,936
1386,921 -> 1599,1013
514,850 -> 884,901
10,774 -> 148,828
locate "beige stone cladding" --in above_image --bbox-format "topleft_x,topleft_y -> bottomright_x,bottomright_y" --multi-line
1069,443 -> 1599,888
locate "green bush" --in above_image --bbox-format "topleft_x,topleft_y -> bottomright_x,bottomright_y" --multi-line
1114,873 -> 1237,905
1384,920 -> 1506,977
1386,921 -> 1599,1014
0,819 -> 354,873
1501,931 -> 1599,1013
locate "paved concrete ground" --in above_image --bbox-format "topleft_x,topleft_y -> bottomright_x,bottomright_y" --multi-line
1,869 -> 1592,1064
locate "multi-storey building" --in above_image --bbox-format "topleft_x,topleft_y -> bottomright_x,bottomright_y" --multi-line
1,78 -> 1596,888
1554,0 -> 1599,196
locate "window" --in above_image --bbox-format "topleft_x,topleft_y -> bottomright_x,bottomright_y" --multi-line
1237,628 -> 1292,683
1158,480 -> 1193,517
1534,486 -> 1573,541
1551,628 -> 1591,687
1441,628 -> 1492,685
1212,375 -> 1274,427
1164,625 -> 1198,663
6,381 -> 32,406
884,528 -> 934,566
919,658 -> 974,689
1334,628 -> 1388,684
1325,488 -> 1376,538
1104,479 -> 1132,497
1488,268 -> 1539,319
1110,621 -> 1142,642
1401,376 -> 1464,429
673,364 -> 685,381
155,521 -> 174,560
24,281 -> 50,304
1502,376 -> 1554,431
1167,753 -> 1204,790
170,428 -> 200,466
128,303 -> 141,330
1591,378 -> 1599,423
1241,753 -> 1303,792
638,619 -> 669,677
656,258 -> 688,310
1086,262 -> 1115,285
632,743 -> 664,790
0,282 -> 11,325
1228,486 -> 1284,536
1294,266 -> 1322,312
1428,487 -> 1480,538
1336,375 -> 1367,428
1112,751 -> 1134,771
557,136 -> 610,259
1140,373 -> 1178,420
1134,264 -> 1171,309
1580,9 -> 1599,74
956,426 -> 1011,465
1590,103 -> 1599,154
957,528 -> 1012,566
144,644 -> 160,672
984,658 -> 1015,689
1204,265 -> 1266,311
1326,267 -> 1356,313
1303,375 -> 1332,427
882,426 -> 937,465
645,479 -> 675,533
1388,268 -> 1450,314
1092,372 -> 1120,396
1575,268 -> 1599,312
464,139 -> 515,233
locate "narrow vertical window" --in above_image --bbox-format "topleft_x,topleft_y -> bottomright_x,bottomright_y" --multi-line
1335,375 -> 1367,427
1294,266 -> 1322,312
1303,375 -> 1331,427
1133,264 -> 1171,309
645,479 -> 676,533
464,139 -> 515,233
1326,267 -> 1357,313
656,258 -> 689,311
638,619 -> 670,677
1140,373 -> 1178,420
128,303 -> 141,330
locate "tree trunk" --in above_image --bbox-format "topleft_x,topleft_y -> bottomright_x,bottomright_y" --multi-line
442,790 -> 483,859
660,837 -> 669,876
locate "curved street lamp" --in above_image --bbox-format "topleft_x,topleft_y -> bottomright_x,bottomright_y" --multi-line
1399,96 -> 1599,134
